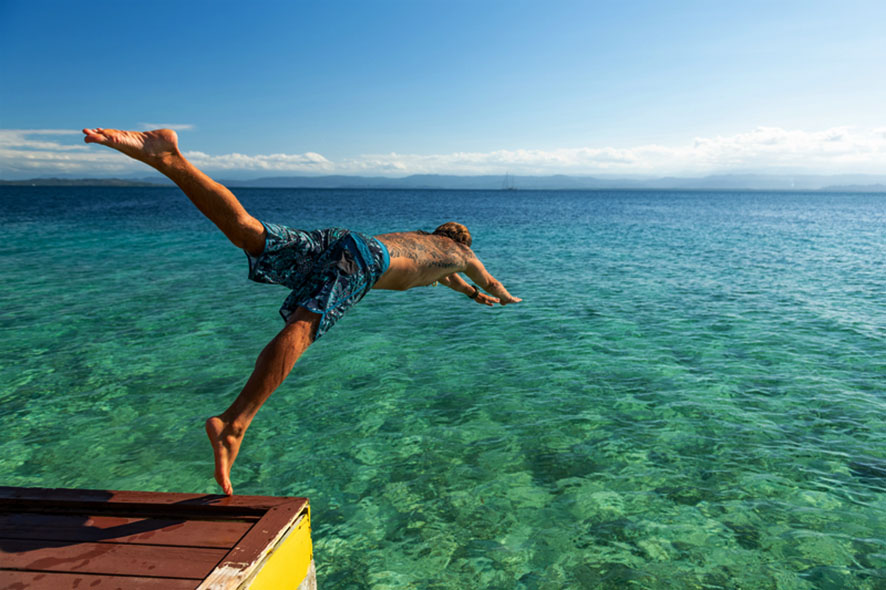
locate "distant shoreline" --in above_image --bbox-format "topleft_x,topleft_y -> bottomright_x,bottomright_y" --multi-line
0,178 -> 163,187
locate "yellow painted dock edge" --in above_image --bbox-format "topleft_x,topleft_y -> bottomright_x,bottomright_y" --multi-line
247,506 -> 315,590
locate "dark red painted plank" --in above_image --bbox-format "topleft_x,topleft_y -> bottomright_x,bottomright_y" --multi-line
0,487 -> 305,513
0,539 -> 225,578
0,570 -> 198,590
0,512 -> 251,548
218,502 -> 309,570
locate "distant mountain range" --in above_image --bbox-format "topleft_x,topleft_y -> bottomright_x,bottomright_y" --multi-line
3,174 -> 886,191
0,177 -> 161,187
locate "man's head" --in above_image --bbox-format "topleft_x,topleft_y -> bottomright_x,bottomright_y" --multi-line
433,222 -> 472,247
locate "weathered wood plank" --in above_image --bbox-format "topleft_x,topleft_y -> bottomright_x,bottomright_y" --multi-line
0,570 -> 198,590
297,561 -> 318,590
0,512 -> 251,548
0,540 -> 226,578
215,504 -> 308,573
197,506 -> 309,590
0,487 -> 313,590
0,487 -> 305,513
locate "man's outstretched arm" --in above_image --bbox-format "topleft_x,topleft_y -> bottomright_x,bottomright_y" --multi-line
463,258 -> 522,305
438,273 -> 499,306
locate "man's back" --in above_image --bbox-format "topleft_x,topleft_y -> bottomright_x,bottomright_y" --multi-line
373,231 -> 472,290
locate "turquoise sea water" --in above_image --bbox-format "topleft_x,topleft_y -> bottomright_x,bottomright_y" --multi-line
1,187 -> 885,589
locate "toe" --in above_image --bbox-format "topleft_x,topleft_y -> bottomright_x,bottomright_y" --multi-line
83,129 -> 102,144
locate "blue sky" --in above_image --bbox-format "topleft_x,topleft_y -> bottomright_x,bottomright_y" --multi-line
1,0 -> 885,178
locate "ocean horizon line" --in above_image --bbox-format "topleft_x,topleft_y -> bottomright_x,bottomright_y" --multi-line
3,172 -> 886,192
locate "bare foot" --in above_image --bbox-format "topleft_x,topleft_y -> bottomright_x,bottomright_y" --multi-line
205,416 -> 243,495
82,127 -> 180,167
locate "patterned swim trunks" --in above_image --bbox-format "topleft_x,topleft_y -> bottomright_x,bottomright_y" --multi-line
246,222 -> 390,339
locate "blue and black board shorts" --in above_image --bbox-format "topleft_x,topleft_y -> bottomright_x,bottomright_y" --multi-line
246,222 -> 390,339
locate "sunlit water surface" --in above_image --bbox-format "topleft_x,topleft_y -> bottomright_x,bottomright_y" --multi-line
1,187 -> 884,589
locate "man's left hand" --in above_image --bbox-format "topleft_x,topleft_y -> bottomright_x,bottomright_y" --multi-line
473,292 -> 499,306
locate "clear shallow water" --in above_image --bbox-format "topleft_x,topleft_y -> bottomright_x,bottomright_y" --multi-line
1,187 -> 885,589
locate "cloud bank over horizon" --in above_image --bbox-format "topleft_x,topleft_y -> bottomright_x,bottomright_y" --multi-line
138,123 -> 196,131
2,126 -> 886,179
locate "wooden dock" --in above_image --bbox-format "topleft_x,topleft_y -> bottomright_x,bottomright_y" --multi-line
0,486 -> 315,589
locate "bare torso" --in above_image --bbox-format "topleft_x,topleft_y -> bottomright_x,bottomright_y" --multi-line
372,232 -> 473,290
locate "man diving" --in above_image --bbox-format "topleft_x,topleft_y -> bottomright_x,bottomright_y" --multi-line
82,128 -> 522,495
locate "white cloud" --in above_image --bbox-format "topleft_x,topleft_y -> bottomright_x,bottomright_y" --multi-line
182,150 -> 332,172
0,129 -> 136,175
138,123 -> 196,131
0,129 -> 84,151
333,127 -> 886,175
3,126 -> 886,178
328,127 -> 886,175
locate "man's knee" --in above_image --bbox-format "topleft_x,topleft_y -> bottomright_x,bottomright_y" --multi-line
285,307 -> 321,330
282,308 -> 321,345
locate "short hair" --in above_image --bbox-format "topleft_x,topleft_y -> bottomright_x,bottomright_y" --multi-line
433,222 -> 472,247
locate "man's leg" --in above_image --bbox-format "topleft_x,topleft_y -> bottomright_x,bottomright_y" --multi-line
82,128 -> 265,255
206,307 -> 321,495
84,128 -> 315,494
